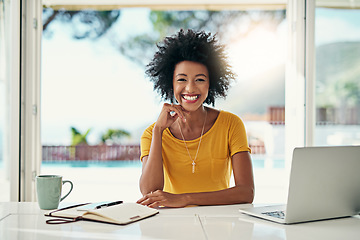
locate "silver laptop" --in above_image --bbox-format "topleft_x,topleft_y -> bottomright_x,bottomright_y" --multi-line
239,146 -> 360,224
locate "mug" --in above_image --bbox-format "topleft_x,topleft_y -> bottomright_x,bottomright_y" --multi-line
36,175 -> 73,210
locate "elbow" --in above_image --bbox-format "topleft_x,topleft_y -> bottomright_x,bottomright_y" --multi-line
139,186 -> 149,196
241,186 -> 255,204
139,176 -> 163,196
246,186 -> 255,203
232,185 -> 255,204
139,176 -> 150,195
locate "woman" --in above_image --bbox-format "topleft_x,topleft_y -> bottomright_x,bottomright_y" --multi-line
137,29 -> 254,208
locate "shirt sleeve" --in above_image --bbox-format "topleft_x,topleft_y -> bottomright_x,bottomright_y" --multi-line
228,113 -> 251,156
140,123 -> 155,161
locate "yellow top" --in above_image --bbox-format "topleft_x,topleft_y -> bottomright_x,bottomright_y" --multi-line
140,110 -> 251,194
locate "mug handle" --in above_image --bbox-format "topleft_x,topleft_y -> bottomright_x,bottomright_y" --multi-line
60,180 -> 73,202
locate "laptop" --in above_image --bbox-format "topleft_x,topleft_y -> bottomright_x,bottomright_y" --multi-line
239,146 -> 360,224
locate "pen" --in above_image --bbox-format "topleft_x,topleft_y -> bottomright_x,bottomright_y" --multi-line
95,200 -> 123,209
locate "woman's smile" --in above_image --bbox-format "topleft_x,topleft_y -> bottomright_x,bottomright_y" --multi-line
182,94 -> 200,102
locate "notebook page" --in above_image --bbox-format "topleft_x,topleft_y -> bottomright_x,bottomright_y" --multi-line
85,203 -> 159,224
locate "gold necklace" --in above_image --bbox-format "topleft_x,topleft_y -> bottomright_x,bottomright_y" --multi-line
178,109 -> 207,173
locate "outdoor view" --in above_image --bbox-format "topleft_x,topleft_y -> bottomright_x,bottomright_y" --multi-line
314,6 -> 360,146
40,7 -> 288,203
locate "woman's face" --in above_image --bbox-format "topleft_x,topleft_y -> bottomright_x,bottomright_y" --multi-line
173,61 -> 209,112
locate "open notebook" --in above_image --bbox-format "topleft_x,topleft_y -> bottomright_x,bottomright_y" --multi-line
45,202 -> 159,225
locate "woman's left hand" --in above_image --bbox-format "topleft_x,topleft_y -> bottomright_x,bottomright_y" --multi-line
136,190 -> 188,208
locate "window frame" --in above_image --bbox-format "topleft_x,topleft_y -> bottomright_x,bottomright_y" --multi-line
5,0 -> 21,202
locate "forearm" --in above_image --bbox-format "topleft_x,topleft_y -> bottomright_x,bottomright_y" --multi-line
139,126 -> 165,195
183,185 -> 254,206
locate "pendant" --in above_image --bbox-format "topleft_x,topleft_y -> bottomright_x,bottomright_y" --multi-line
192,161 -> 196,173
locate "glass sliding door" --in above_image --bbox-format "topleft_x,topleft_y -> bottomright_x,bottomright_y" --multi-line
314,4 -> 360,146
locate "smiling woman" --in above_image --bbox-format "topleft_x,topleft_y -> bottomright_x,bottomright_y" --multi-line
137,29 -> 254,208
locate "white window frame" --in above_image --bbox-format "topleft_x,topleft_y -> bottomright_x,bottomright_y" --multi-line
17,0 -> 42,201
7,0 -> 21,201
285,0 -> 315,171
42,0 -> 287,10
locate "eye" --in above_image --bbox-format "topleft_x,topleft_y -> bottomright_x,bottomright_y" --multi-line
196,78 -> 206,82
177,78 -> 186,82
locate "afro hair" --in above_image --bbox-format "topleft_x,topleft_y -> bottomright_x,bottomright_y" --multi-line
145,29 -> 236,105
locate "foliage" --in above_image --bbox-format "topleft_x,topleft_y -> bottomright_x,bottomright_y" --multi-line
316,42 -> 360,108
42,8 -> 285,66
100,129 -> 130,145
70,127 -> 91,146
42,8 -> 121,39
119,10 -> 285,66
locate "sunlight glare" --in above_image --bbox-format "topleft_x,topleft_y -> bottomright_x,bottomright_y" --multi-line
228,26 -> 286,83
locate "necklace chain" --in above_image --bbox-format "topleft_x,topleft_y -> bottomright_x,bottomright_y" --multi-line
178,109 -> 207,173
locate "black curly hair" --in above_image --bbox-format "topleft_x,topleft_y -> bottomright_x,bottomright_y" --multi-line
145,29 -> 236,106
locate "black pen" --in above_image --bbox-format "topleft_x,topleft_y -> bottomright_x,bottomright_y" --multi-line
95,201 -> 123,209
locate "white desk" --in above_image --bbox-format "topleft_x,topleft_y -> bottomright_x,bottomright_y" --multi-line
1,202 -> 359,240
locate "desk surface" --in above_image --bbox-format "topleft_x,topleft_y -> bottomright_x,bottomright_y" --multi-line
1,202 -> 360,240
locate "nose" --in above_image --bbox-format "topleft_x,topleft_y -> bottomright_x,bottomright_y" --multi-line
185,81 -> 196,93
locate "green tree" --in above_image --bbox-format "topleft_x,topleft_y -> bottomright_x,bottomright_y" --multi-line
42,8 -> 121,39
316,42 -> 360,108
117,10 -> 285,66
42,8 -> 285,66
70,127 -> 91,146
100,129 -> 130,145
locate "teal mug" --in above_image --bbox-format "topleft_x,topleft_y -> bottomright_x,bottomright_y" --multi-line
36,175 -> 73,210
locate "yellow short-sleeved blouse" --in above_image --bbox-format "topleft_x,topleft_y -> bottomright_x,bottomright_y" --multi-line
140,110 -> 250,194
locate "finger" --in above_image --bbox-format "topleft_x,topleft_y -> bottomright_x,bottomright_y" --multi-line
136,197 -> 147,205
137,196 -> 152,206
167,104 -> 186,122
147,195 -> 165,208
148,201 -> 162,208
143,197 -> 161,207
173,104 -> 190,119
136,192 -> 152,204
136,197 -> 146,204
138,193 -> 162,206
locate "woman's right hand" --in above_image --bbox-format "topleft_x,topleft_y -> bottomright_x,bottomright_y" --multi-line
154,103 -> 188,132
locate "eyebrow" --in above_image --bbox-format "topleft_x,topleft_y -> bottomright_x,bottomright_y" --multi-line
175,73 -> 208,78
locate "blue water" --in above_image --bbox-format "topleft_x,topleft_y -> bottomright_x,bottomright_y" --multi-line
273,159 -> 285,168
251,159 -> 285,169
41,160 -> 142,168
41,159 -> 285,169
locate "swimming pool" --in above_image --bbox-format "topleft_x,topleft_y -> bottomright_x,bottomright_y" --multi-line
40,158 -> 285,169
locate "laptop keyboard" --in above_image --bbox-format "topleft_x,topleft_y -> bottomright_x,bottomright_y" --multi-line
261,210 -> 286,219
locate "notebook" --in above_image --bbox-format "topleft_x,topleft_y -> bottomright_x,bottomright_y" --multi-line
45,202 -> 159,225
239,146 -> 360,224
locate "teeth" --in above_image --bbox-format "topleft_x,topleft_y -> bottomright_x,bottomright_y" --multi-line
183,95 -> 198,101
